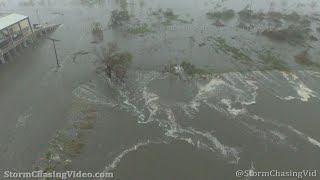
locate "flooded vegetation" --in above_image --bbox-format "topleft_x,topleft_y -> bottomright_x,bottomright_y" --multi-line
207,9 -> 235,20
35,104 -> 97,173
91,22 -> 104,43
1,0 -> 320,179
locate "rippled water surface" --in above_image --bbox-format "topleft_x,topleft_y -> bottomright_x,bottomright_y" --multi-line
0,0 -> 320,179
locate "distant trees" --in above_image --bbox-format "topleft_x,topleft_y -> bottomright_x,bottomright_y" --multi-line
109,10 -> 130,27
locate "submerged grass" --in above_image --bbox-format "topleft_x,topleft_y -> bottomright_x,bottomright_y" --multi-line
152,8 -> 192,26
294,50 -> 318,66
181,61 -> 209,77
63,138 -> 85,155
258,50 -> 288,71
35,104 -> 98,175
215,37 -> 252,63
207,9 -> 235,20
128,23 -> 152,34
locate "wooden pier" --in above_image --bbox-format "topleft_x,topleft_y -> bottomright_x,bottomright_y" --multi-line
0,23 -> 60,64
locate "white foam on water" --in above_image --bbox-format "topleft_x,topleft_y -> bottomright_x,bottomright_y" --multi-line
278,96 -> 296,101
270,130 -> 286,142
184,72 -> 258,118
178,70 -> 320,155
221,99 -> 246,116
308,71 -> 320,78
288,126 -> 320,149
288,126 -> 304,136
101,140 -> 158,177
72,84 -> 116,106
295,83 -> 316,102
196,140 -> 215,153
307,137 -> 320,148
178,127 -> 240,164
140,87 -> 160,124
112,72 -> 241,164
277,71 -> 319,102
99,69 -> 320,175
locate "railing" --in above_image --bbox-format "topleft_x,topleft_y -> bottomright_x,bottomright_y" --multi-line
0,23 -> 60,54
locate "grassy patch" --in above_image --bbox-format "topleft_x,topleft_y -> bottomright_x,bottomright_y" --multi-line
161,19 -> 173,26
109,52 -> 133,69
152,8 -> 192,26
215,37 -> 252,63
238,9 -> 265,21
258,50 -> 288,70
206,9 -> 235,20
76,112 -> 97,130
128,23 -> 152,34
261,18 -> 311,43
181,61 -> 209,77
63,138 -> 84,155
34,106 -> 97,174
77,119 -> 94,129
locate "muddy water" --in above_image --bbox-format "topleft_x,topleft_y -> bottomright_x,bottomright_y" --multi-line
0,0 -> 320,180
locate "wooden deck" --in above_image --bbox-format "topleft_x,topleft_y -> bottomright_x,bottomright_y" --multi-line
0,24 -> 60,64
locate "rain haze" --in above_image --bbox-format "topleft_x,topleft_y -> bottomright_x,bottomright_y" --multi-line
0,0 -> 320,179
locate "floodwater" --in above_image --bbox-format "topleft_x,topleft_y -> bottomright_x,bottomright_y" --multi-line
0,0 -> 320,179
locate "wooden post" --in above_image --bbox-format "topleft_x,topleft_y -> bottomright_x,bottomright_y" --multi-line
18,21 -> 24,37
52,40 -> 60,67
46,37 -> 61,67
6,28 -> 15,47
27,17 -> 33,33
0,50 -> 5,64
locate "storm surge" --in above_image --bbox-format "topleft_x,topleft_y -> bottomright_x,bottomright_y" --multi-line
71,69 -> 320,177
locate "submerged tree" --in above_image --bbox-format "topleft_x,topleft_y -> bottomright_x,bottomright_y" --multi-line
96,43 -> 133,82
91,22 -> 103,43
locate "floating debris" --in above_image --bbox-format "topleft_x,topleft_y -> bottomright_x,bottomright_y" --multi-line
72,50 -> 92,63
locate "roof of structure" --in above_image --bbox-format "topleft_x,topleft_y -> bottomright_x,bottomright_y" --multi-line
0,13 -> 28,30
